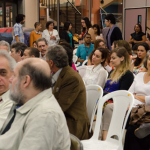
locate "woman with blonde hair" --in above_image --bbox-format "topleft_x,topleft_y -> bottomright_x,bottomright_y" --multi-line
102,47 -> 134,140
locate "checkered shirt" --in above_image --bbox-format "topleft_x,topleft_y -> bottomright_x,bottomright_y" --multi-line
12,23 -> 24,44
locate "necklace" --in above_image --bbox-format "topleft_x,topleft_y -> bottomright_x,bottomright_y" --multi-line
49,30 -> 53,36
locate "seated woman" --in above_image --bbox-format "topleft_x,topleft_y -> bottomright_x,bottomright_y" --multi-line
131,43 -> 149,75
93,24 -> 103,40
129,24 -> 146,48
111,40 -> 132,56
83,47 -> 108,88
124,50 -> 150,150
87,39 -> 106,66
102,47 -> 134,140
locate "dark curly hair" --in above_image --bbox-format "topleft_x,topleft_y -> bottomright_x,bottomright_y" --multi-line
105,14 -> 116,24
16,14 -> 25,23
46,21 -> 54,29
93,24 -> 100,35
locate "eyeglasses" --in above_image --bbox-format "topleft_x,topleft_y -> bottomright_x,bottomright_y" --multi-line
105,20 -> 108,22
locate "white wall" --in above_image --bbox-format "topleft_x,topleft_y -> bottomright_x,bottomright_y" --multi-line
125,0 -> 147,8
124,0 -> 150,8
24,0 -> 39,28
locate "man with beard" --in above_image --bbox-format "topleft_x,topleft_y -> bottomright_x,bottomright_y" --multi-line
12,14 -> 25,44
0,58 -> 70,150
76,33 -> 94,64
0,50 -> 16,130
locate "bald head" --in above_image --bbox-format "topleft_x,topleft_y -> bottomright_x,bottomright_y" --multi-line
17,58 -> 52,91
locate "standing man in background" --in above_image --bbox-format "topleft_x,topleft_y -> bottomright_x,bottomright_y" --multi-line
12,14 -> 25,44
29,22 -> 42,47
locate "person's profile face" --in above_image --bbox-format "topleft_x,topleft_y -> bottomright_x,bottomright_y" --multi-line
0,45 -> 9,52
81,19 -> 86,28
22,49 -> 30,60
135,25 -> 140,33
49,23 -> 54,30
21,17 -> 25,24
92,50 -> 103,65
93,27 -> 98,34
0,56 -> 12,96
37,24 -> 42,31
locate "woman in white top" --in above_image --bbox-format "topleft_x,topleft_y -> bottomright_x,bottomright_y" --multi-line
42,21 -> 60,46
124,50 -> 150,150
83,47 -> 109,88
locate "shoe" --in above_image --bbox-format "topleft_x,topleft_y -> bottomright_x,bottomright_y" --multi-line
134,123 -> 150,139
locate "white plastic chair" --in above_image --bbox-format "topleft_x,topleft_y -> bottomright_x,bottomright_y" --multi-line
77,66 -> 86,78
82,59 -> 88,66
86,85 -> 103,132
73,55 -> 78,64
81,90 -> 134,150
73,48 -> 77,55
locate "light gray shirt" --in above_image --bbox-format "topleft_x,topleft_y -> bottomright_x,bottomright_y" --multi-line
0,88 -> 70,150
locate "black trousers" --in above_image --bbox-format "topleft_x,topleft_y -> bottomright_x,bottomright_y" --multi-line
124,124 -> 150,150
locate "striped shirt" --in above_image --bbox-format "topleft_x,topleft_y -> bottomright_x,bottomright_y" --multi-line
12,23 -> 24,44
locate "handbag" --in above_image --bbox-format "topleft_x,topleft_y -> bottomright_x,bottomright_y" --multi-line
129,104 -> 150,125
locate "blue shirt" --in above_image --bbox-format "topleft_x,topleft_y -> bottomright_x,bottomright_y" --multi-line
104,79 -> 120,93
12,23 -> 24,44
67,32 -> 73,47
76,43 -> 94,60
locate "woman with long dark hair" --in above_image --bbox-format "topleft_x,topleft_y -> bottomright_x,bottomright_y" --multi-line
60,21 -> 74,48
131,42 -> 149,75
78,17 -> 95,43
93,24 -> 103,40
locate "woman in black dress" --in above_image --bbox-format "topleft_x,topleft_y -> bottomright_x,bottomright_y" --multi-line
129,24 -> 146,48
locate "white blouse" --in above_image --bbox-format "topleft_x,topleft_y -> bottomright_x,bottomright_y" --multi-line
42,29 -> 60,46
83,64 -> 108,88
128,72 -> 150,107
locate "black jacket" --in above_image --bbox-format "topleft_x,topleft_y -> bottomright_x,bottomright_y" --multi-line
60,30 -> 74,48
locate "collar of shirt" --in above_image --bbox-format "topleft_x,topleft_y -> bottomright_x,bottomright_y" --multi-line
90,64 -> 102,72
84,43 -> 91,48
16,88 -> 53,114
52,68 -> 62,84
34,30 -> 41,35
40,53 -> 46,61
0,90 -> 10,103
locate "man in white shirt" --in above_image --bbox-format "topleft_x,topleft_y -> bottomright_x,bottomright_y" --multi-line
36,38 -> 48,61
0,58 -> 70,150
0,50 -> 16,131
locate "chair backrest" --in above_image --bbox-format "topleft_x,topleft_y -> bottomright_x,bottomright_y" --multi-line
70,134 -> 83,150
82,59 -> 88,66
73,55 -> 78,64
86,85 -> 103,132
93,90 -> 134,146
77,66 -> 86,78
73,48 -> 77,55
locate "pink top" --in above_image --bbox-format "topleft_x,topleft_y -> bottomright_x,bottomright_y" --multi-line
72,63 -> 77,71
